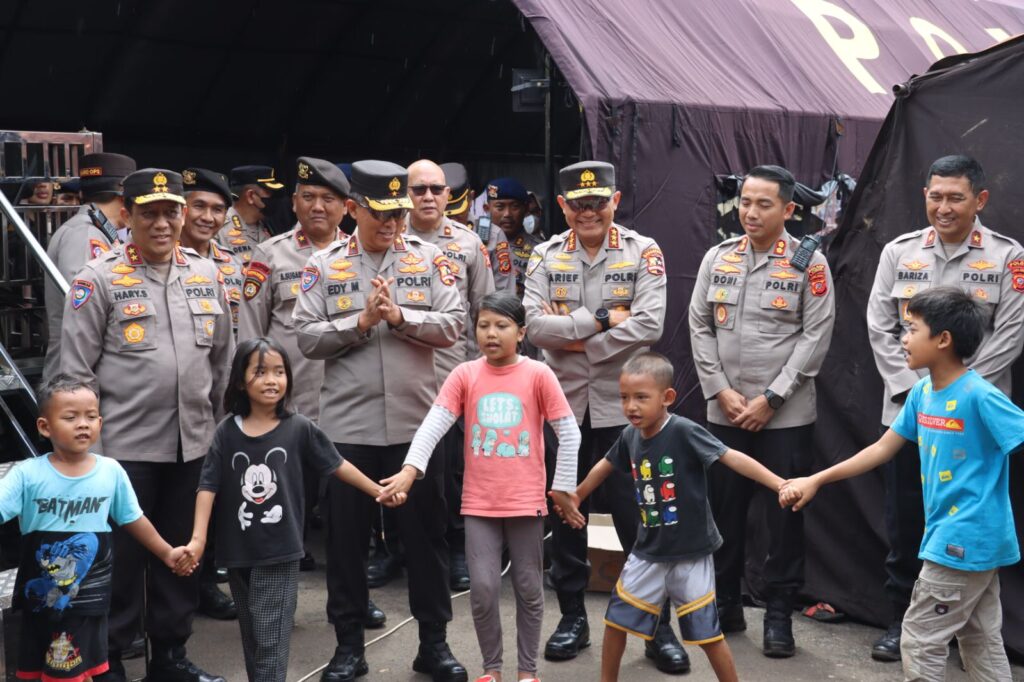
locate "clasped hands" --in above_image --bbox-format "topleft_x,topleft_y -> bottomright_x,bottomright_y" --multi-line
357,276 -> 404,331
715,388 -> 775,432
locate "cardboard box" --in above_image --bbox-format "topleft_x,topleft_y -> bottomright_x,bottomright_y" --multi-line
587,513 -> 625,593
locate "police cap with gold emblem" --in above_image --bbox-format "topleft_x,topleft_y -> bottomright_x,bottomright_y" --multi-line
295,156 -> 351,199
350,160 -> 413,211
229,165 -> 285,192
559,160 -> 615,200
441,162 -> 471,216
182,168 -> 232,206
78,152 -> 137,197
123,168 -> 186,206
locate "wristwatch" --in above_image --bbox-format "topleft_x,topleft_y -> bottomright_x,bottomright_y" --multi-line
595,307 -> 611,331
763,389 -> 785,410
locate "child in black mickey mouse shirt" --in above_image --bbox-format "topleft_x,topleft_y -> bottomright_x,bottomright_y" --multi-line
183,337 -> 401,682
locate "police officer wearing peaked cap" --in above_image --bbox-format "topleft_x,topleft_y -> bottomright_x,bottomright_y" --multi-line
61,168 -> 233,682
222,164 -> 285,262
43,152 -> 137,381
181,168 -> 247,336
293,160 -> 468,682
688,164 -> 835,658
524,161 -> 687,673
442,163 -> 513,295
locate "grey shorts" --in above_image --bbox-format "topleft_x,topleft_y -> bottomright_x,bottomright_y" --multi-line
604,552 -> 722,645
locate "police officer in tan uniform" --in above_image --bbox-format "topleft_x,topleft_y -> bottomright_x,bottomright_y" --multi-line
439,162 -> 514,294
60,169 -> 232,682
864,155 -> 1024,661
293,160 -> 467,682
178,167 -> 245,621
524,161 -> 686,672
181,168 -> 246,335
689,165 -> 835,658
406,159 -> 496,591
221,165 -> 284,263
237,157 -> 348,422
43,152 -> 136,381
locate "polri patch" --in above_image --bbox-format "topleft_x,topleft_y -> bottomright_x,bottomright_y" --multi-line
71,280 -> 94,309
300,266 -> 320,292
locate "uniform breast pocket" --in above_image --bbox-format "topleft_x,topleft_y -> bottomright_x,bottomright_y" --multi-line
396,286 -> 433,309
277,278 -> 301,302
961,282 -> 1001,307
115,304 -> 158,352
756,291 -> 801,334
549,283 -> 581,314
329,291 -> 367,318
890,281 -> 931,302
187,298 -> 223,347
602,282 -> 634,310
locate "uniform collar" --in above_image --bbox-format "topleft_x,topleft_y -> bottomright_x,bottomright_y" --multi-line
922,221 -> 986,250
123,243 -> 187,266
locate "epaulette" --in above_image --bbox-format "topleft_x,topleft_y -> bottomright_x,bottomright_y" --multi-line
891,229 -> 924,244
262,230 -> 295,249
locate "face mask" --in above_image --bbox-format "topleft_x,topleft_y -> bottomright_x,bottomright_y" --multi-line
523,214 -> 536,234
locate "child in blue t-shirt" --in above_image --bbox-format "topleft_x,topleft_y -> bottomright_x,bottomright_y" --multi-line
781,287 -> 1024,680
0,374 -> 192,682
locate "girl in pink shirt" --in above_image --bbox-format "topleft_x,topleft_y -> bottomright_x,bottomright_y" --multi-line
382,293 -> 582,682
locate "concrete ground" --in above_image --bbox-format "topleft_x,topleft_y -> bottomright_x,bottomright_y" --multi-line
122,549 -> 1024,682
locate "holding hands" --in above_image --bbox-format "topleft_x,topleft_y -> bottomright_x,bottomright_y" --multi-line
548,490 -> 586,529
778,477 -> 817,511
169,543 -> 201,577
376,464 -> 418,507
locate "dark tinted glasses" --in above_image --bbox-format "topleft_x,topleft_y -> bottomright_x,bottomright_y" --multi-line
566,197 -> 610,213
409,184 -> 447,197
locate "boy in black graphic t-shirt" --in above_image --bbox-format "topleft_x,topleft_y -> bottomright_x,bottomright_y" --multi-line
554,353 -> 787,682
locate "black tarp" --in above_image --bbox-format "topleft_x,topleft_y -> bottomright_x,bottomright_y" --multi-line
823,35 -> 1024,656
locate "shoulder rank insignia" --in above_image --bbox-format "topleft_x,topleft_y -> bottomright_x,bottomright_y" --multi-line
71,280 -> 94,309
479,243 -> 491,268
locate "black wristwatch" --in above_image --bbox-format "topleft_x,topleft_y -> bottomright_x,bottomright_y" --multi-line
595,307 -> 611,331
763,389 -> 785,410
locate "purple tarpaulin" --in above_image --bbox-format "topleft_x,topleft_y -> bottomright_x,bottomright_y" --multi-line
516,0 -> 1024,655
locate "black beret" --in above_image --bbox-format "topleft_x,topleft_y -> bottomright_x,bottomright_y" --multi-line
182,168 -> 232,206
296,156 -> 351,199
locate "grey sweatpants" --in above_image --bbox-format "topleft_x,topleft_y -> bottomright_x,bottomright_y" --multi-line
465,515 -> 544,673
228,560 -> 300,682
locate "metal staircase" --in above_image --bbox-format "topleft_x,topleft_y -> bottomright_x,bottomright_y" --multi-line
0,129 -> 97,465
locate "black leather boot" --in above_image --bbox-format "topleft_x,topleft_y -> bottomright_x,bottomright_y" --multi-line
449,549 -> 470,592
364,598 -> 387,629
321,624 -> 368,681
198,581 -> 237,620
366,548 -> 402,588
871,621 -> 902,662
412,621 -> 468,682
543,591 -> 590,661
717,596 -> 747,633
146,643 -> 226,682
646,604 -> 691,673
762,596 -> 796,658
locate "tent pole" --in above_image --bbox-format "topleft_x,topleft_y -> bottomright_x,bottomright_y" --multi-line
544,52 -> 553,238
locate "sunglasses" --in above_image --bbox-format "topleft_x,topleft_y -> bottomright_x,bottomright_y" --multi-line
566,197 -> 610,213
358,202 -> 408,223
409,184 -> 447,197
